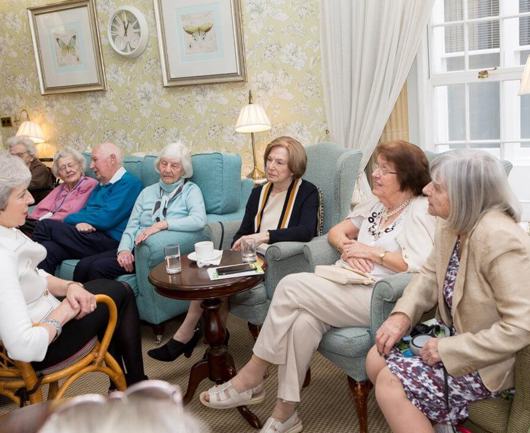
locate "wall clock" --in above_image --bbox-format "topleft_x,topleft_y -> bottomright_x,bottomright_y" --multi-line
108,6 -> 148,58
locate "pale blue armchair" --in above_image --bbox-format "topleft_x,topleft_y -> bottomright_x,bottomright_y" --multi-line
206,143 -> 363,335
55,152 -> 252,340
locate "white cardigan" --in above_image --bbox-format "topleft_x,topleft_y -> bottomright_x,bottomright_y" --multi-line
0,226 -> 59,362
347,196 -> 436,272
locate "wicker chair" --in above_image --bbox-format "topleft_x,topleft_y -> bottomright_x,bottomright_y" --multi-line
0,294 -> 126,406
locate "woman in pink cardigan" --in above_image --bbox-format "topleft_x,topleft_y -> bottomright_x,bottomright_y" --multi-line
23,148 -> 97,235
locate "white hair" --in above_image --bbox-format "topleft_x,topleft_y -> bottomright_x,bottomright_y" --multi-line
52,147 -> 87,177
6,135 -> 37,156
94,142 -> 124,165
155,141 -> 193,179
0,151 -> 31,210
38,398 -> 207,433
430,149 -> 521,233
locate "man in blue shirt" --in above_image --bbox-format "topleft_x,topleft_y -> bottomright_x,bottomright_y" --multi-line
33,142 -> 143,275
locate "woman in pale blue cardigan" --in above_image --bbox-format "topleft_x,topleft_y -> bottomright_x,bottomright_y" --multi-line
73,142 -> 206,282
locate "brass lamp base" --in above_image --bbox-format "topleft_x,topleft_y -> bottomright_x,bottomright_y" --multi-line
247,166 -> 265,180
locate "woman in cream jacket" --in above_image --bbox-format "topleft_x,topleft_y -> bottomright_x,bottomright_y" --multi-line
367,150 -> 530,433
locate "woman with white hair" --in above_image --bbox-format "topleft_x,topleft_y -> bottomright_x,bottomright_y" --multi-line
20,147 -> 97,236
7,135 -> 55,204
366,150 -> 530,433
73,141 -> 206,282
0,151 -> 146,386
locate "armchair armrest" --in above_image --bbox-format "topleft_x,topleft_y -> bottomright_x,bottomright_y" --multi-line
205,220 -> 241,250
369,273 -> 413,336
266,242 -> 305,261
303,235 -> 340,270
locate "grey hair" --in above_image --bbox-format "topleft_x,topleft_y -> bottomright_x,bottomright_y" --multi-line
38,398 -> 207,433
155,141 -> 193,179
430,149 -> 521,233
0,151 -> 31,210
51,147 -> 87,177
6,135 -> 37,156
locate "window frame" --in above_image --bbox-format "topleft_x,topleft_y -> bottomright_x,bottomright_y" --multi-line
417,0 -> 530,165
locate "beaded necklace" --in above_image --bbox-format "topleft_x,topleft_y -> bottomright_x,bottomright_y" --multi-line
368,198 -> 411,240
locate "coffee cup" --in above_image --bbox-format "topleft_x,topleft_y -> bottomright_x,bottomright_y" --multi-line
195,241 -> 214,261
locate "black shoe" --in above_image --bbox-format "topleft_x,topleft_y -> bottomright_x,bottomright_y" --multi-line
147,328 -> 201,362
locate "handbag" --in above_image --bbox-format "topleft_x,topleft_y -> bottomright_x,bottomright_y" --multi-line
314,263 -> 375,285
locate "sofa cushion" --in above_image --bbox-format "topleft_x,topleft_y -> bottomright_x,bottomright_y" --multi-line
191,152 -> 241,214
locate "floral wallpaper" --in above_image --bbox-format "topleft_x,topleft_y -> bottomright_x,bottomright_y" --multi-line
0,0 -> 326,174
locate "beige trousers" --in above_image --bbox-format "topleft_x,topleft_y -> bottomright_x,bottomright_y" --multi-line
253,272 -> 374,402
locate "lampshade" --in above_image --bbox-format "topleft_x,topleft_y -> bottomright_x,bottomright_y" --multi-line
16,120 -> 45,143
235,104 -> 272,134
519,56 -> 530,95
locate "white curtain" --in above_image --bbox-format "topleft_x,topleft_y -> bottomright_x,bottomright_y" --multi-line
321,0 -> 434,195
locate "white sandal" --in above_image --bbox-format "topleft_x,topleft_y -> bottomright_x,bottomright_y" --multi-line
199,379 -> 265,409
260,412 -> 303,433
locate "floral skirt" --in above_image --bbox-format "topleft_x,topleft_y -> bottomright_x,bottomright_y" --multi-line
385,347 -> 495,424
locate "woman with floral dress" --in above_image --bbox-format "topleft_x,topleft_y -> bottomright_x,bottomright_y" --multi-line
367,150 -> 530,433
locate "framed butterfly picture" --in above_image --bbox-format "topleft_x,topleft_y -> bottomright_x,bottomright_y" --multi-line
154,0 -> 246,87
27,0 -> 106,95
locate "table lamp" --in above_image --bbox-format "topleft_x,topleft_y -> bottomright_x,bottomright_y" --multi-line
15,109 -> 45,144
235,90 -> 271,180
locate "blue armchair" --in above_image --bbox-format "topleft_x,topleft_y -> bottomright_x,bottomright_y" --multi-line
206,143 -> 363,335
55,152 -> 252,339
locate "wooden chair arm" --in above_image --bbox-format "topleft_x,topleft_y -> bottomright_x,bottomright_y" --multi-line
94,294 -> 118,364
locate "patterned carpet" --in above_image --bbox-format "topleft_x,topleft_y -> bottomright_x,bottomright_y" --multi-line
0,315 -> 392,433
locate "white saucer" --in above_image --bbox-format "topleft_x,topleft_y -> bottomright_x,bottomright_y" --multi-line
187,249 -> 223,262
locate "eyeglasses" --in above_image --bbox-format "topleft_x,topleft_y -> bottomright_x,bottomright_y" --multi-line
57,162 -> 79,172
49,380 -> 183,417
373,164 -> 397,176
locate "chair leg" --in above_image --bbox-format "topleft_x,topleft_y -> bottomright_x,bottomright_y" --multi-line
151,323 -> 165,344
247,322 -> 261,340
347,377 -> 373,433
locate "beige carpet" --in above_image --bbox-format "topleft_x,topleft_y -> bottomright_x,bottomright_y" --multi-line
0,315 -> 391,433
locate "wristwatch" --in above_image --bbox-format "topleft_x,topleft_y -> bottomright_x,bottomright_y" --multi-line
378,250 -> 388,264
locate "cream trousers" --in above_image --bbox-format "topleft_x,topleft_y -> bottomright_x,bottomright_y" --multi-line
253,272 -> 374,402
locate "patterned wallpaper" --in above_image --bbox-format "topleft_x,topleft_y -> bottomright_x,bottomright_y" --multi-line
0,0 -> 326,174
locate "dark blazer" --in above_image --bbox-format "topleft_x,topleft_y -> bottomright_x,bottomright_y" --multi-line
233,179 -> 319,245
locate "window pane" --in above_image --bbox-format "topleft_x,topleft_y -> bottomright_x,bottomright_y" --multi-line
521,93 -> 530,138
468,20 -> 500,51
467,0 -> 499,19
504,17 -> 529,67
434,84 -> 466,141
469,81 -> 500,139
447,56 -> 466,70
520,15 -> 530,46
469,52 -> 500,68
445,0 -> 464,21
521,0 -> 530,13
432,25 -> 465,72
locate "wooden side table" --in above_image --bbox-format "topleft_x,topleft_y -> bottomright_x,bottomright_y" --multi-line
149,250 -> 264,428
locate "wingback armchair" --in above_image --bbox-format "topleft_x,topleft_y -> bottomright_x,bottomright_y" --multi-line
205,143 -> 363,331
309,156 -> 517,433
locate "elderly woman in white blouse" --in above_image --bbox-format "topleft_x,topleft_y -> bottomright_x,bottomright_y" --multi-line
0,152 -> 145,385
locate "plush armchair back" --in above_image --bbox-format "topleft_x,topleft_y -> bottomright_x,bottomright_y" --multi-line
304,143 -> 363,233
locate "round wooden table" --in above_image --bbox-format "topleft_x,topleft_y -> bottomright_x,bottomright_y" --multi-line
148,250 -> 264,428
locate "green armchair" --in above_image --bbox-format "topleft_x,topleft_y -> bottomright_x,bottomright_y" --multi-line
205,143 -> 363,333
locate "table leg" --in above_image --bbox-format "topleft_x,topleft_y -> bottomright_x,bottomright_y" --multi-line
182,297 -> 262,428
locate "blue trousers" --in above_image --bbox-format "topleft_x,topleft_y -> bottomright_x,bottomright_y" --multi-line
32,219 -> 119,275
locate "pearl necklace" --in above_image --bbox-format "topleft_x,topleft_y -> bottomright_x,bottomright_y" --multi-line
371,198 -> 411,240
381,198 -> 411,223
